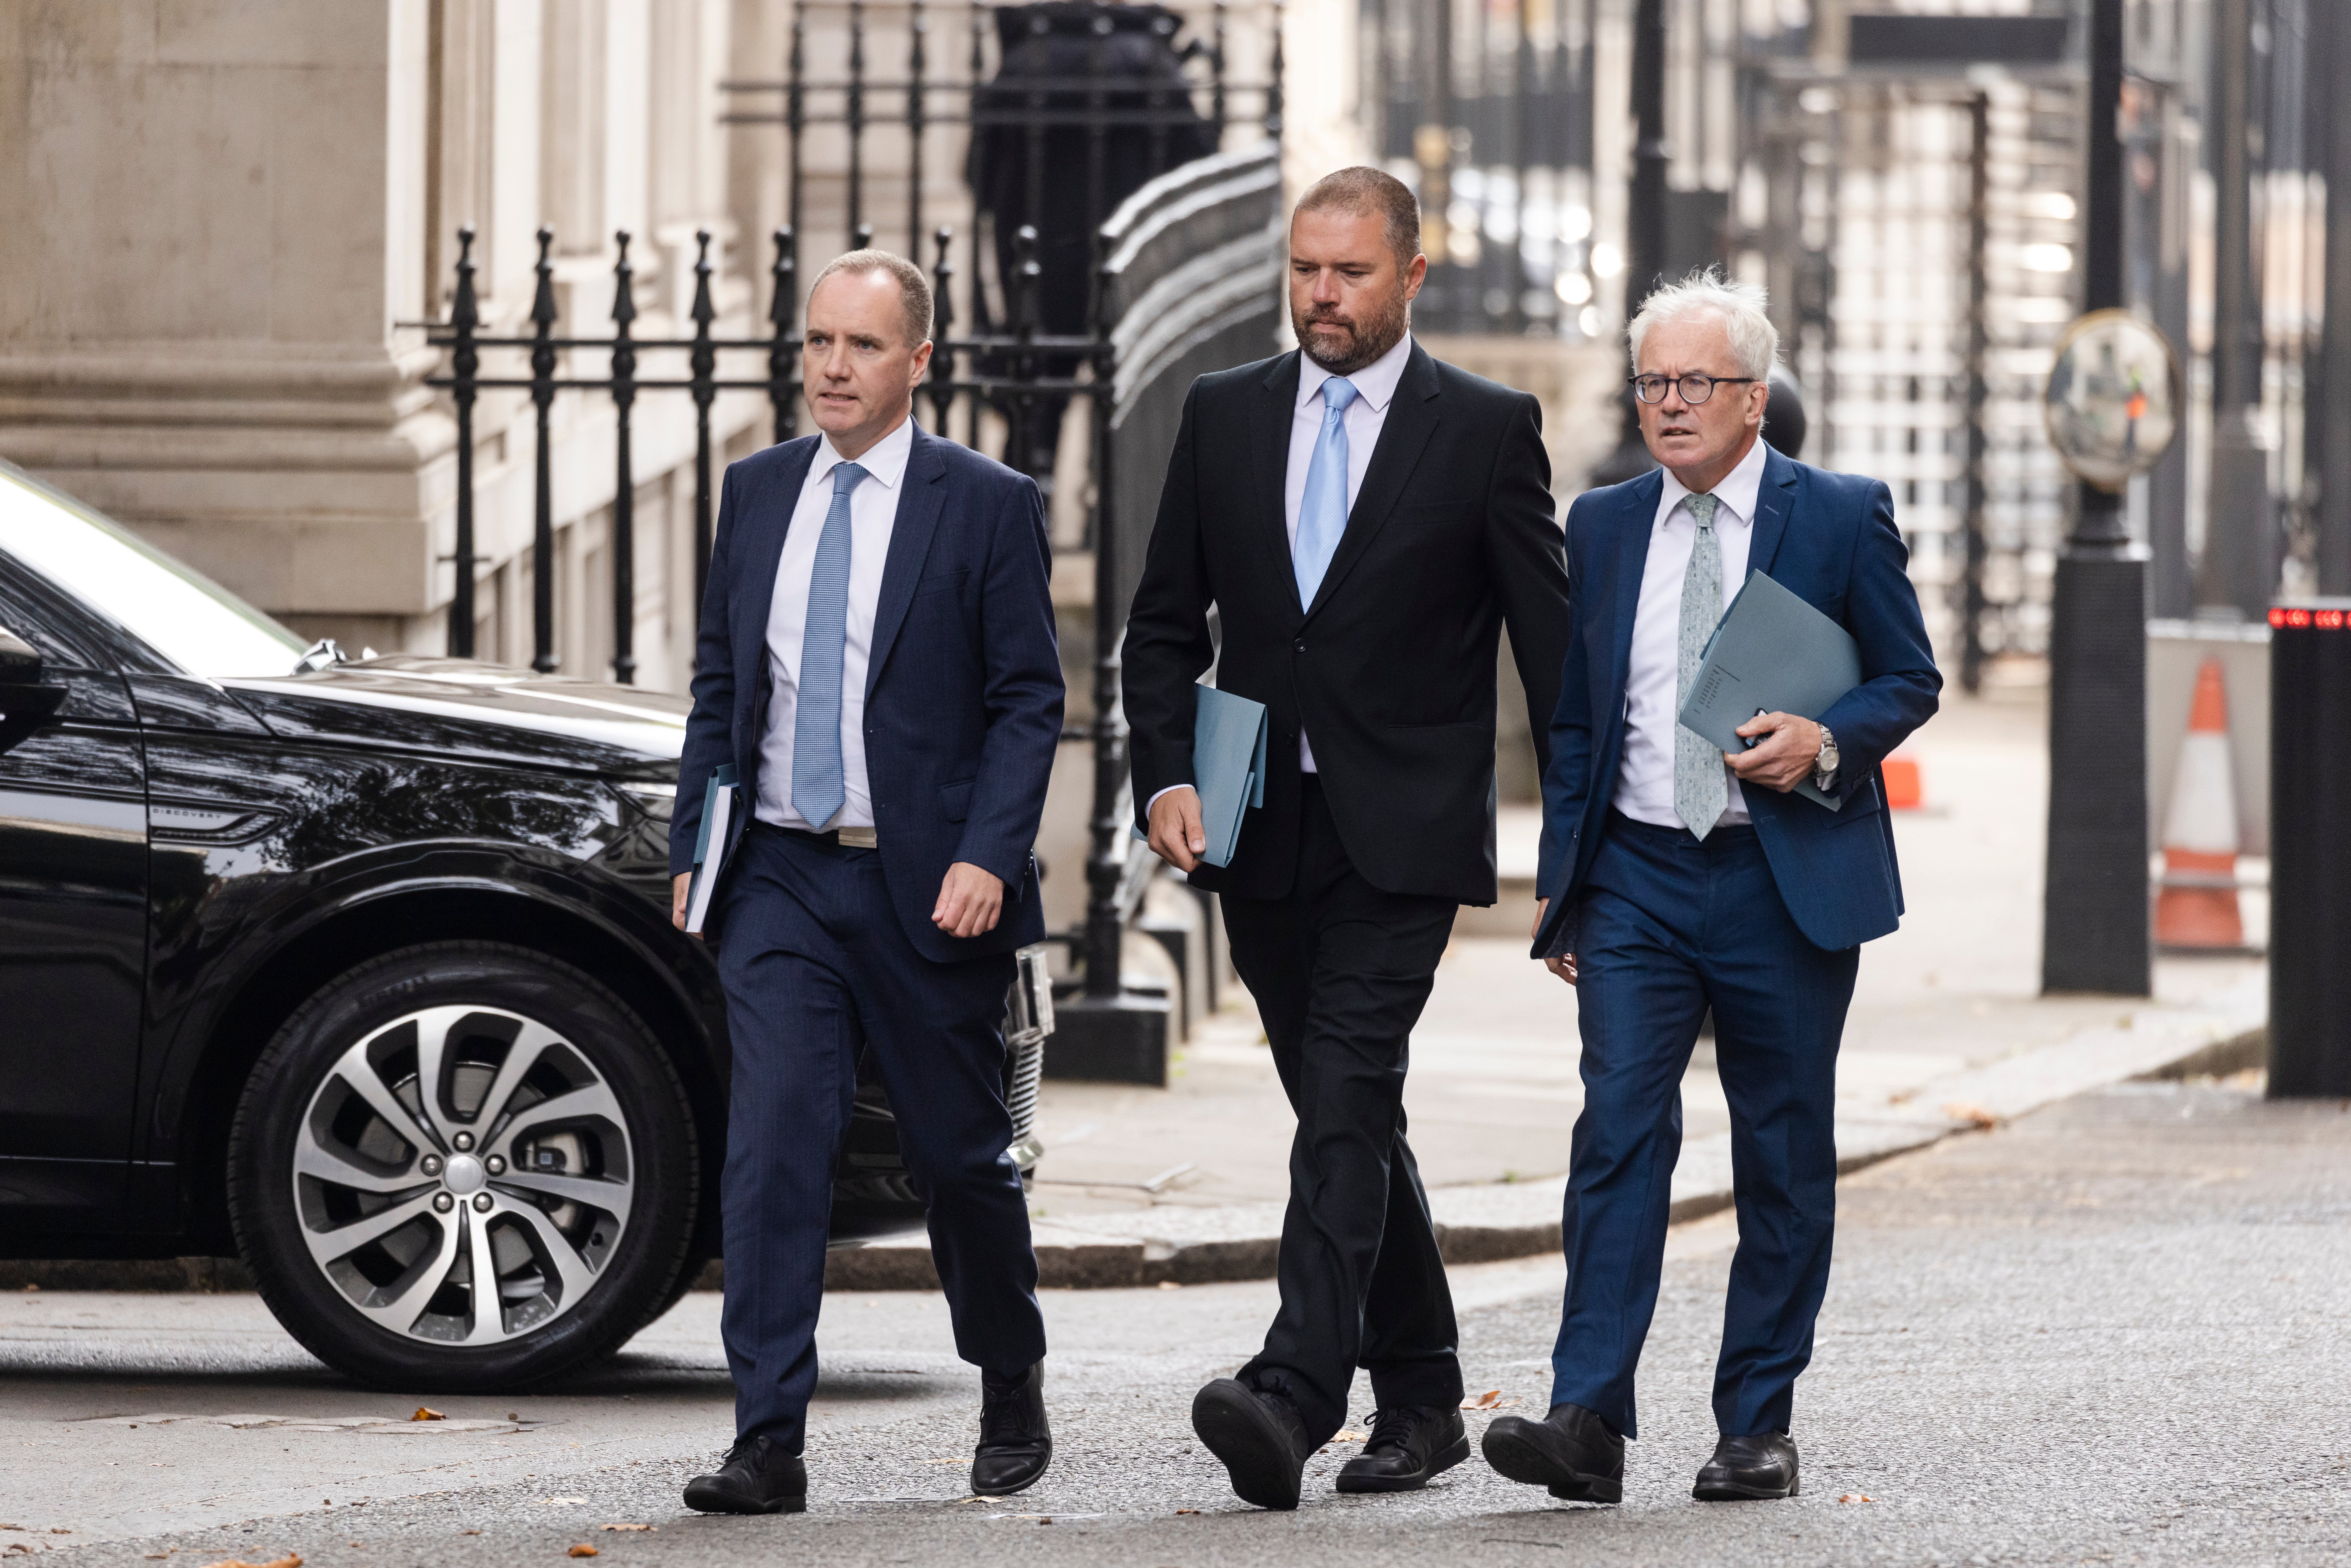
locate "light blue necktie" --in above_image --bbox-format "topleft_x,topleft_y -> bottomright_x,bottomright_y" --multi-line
792,461 -> 868,828
1293,376 -> 1359,607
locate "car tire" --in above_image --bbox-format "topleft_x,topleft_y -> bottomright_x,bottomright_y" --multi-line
227,941 -> 698,1390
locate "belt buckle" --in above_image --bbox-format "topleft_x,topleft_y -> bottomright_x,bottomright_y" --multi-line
836,825 -> 878,849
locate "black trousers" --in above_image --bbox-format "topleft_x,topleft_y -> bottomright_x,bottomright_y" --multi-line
1219,777 -> 1465,1443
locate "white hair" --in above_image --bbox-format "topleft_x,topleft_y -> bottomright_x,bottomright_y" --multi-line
1626,270 -> 1779,380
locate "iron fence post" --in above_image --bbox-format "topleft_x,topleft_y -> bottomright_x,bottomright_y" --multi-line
929,227 -> 957,432
769,227 -> 799,446
908,0 -> 928,253
529,226 -> 560,675
690,230 -> 718,613
609,231 -> 639,685
848,0 -> 867,241
1081,237 -> 1127,1002
448,225 -> 480,659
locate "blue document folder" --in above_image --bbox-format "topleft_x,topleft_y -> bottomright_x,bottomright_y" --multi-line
682,763 -> 742,933
1675,571 -> 1860,811
1135,684 -> 1269,868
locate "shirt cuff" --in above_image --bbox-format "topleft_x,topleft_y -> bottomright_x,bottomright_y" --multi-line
1145,784 -> 1193,813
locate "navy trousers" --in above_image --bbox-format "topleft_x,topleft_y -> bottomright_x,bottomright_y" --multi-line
1549,812 -> 1857,1441
715,823 -> 1045,1450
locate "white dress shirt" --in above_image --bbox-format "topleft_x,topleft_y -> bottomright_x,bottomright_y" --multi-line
754,415 -> 915,832
1285,330 -> 1414,773
1613,434 -> 1771,832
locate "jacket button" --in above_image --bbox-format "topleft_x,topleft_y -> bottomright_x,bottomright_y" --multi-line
1293,639 -> 1306,653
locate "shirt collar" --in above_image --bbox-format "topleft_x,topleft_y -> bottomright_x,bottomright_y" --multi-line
812,413 -> 915,491
1298,331 -> 1414,415
1657,432 -> 1769,530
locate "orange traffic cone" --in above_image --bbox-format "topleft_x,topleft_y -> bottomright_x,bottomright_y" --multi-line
1882,752 -> 1924,808
2154,658 -> 2243,948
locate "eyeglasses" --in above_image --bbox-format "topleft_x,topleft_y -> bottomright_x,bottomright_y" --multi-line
1629,373 -> 1760,405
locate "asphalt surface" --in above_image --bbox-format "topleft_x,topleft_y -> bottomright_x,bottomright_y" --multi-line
7,1078 -> 2348,1567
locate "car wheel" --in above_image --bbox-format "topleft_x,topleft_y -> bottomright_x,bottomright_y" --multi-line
227,941 -> 697,1390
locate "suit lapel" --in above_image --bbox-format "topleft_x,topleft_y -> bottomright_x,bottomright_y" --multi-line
1605,470 -> 1664,695
1303,342 -> 1441,624
1745,444 -> 1799,579
1252,353 -> 1305,621
744,436 -> 821,681
864,424 -> 949,699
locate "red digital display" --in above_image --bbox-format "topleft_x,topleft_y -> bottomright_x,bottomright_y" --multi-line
2267,607 -> 2345,629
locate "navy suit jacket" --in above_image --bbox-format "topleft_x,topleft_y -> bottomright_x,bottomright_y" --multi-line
1532,445 -> 1941,956
669,424 -> 1063,964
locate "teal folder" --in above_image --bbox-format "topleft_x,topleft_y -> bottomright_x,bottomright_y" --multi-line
1135,684 -> 1270,868
682,763 -> 742,933
1676,571 -> 1860,811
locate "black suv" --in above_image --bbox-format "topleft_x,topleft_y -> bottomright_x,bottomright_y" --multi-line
0,461 -> 1047,1388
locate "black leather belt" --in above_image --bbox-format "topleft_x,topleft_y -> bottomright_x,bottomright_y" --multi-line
754,819 -> 879,849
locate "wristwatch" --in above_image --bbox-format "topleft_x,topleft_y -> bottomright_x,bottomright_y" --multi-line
1811,724 -> 1840,790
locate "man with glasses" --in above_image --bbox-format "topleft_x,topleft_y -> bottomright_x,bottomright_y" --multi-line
1482,272 -> 1939,1505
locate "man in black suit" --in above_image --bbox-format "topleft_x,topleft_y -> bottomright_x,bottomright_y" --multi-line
668,252 -> 1064,1515
1124,167 -> 1571,1509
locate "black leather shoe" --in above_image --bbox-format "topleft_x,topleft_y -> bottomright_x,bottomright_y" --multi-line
1480,1402 -> 1625,1504
1335,1404 -> 1471,1494
682,1434 -> 807,1514
1693,1431 -> 1799,1500
971,1362 -> 1053,1496
1191,1378 -> 1312,1510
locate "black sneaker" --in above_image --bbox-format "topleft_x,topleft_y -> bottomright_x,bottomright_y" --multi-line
1335,1404 -> 1471,1493
972,1362 -> 1053,1497
1480,1402 -> 1625,1504
682,1434 -> 807,1514
1190,1377 -> 1312,1510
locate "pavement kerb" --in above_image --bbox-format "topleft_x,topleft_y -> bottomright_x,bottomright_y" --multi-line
0,975 -> 2267,1298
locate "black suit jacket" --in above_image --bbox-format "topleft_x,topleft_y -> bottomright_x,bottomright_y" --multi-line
1123,342 -> 1571,904
669,425 -> 1064,963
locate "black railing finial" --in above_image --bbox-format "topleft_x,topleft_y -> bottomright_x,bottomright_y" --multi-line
853,223 -> 874,253
611,229 -> 638,329
929,226 -> 957,435
1011,224 -> 1042,342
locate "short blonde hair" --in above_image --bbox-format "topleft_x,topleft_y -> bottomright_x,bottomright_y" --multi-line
1627,269 -> 1778,380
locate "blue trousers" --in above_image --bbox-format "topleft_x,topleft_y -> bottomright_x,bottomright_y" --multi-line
715,823 -> 1045,1450
1549,812 -> 1857,1440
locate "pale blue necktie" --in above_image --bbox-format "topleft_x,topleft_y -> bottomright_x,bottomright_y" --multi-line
1674,491 -> 1729,839
1293,376 -> 1360,607
792,461 -> 868,828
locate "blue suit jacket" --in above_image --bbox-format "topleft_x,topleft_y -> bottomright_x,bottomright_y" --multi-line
1532,446 -> 1942,956
669,424 -> 1063,963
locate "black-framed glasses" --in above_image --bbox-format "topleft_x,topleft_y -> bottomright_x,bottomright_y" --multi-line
1629,373 -> 1760,405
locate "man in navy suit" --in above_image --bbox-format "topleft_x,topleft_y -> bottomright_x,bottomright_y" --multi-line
666,251 -> 1064,1515
1482,274 -> 1940,1505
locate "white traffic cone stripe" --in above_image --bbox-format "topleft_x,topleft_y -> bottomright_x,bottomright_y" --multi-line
2160,732 -> 2238,857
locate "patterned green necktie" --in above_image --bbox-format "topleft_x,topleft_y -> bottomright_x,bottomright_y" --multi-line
1674,492 -> 1728,840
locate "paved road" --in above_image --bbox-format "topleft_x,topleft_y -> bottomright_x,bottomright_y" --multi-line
7,1078 -> 2347,1566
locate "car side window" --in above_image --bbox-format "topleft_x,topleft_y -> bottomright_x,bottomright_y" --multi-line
0,552 -> 132,671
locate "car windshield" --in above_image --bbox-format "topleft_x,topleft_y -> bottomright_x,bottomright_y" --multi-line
0,464 -> 311,678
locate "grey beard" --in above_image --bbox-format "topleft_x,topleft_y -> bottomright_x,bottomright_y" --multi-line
1296,302 -> 1410,376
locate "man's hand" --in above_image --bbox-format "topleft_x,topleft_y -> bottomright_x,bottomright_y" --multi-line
1533,897 -> 1577,985
933,861 -> 1005,938
1146,785 -> 1207,873
672,871 -> 700,939
1726,711 -> 1824,794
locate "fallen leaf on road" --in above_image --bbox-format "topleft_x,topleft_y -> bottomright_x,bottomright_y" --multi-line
599,1525 -> 655,1533
410,1407 -> 445,1422
1175,1509 -> 1200,1515
1942,1101 -> 2000,1131
567,1548 -> 598,1559
1328,1430 -> 1367,1443
1838,1493 -> 1874,1504
1460,1390 -> 1520,1411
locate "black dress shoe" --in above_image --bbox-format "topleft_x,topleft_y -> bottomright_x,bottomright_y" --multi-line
1693,1431 -> 1799,1500
1335,1404 -> 1472,1494
682,1434 -> 807,1514
1191,1377 -> 1312,1510
1480,1402 -> 1625,1504
971,1361 -> 1053,1496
